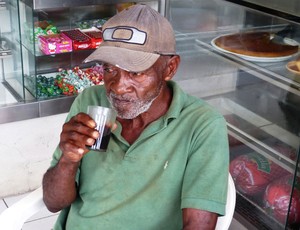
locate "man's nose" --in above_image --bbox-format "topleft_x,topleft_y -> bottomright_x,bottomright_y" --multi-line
110,70 -> 132,95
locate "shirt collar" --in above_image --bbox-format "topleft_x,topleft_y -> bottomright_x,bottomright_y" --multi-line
163,80 -> 188,123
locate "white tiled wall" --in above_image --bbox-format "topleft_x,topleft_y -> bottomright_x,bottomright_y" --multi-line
0,113 -> 67,198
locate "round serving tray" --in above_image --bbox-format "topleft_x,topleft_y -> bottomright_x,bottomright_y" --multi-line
211,35 -> 299,63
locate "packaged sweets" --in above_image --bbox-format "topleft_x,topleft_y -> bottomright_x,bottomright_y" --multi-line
82,27 -> 103,49
264,175 -> 300,226
26,20 -> 58,43
62,29 -> 92,50
75,18 -> 108,30
38,33 -> 72,55
230,152 -> 289,195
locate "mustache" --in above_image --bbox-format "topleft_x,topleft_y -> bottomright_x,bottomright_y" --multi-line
107,92 -> 135,102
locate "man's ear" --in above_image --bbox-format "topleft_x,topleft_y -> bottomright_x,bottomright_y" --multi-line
164,55 -> 181,81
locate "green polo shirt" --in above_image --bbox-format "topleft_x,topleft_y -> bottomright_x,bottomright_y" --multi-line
51,81 -> 229,230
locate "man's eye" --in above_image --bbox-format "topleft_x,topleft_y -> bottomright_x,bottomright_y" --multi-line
131,72 -> 140,76
129,71 -> 147,82
130,72 -> 144,77
104,67 -> 115,74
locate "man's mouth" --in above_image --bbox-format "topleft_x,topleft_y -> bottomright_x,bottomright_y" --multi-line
109,94 -> 135,106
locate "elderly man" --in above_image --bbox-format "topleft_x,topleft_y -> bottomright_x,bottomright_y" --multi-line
42,4 -> 229,230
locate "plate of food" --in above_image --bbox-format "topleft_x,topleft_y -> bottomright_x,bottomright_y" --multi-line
286,58 -> 300,75
211,31 -> 299,62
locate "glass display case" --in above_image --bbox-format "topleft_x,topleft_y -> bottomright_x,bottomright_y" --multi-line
17,0 -> 162,99
167,0 -> 300,229
0,0 -> 164,124
0,0 -> 24,105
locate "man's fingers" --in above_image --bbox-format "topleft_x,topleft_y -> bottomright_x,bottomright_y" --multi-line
72,113 -> 96,128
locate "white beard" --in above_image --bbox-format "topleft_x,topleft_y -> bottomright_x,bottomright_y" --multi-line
107,83 -> 163,119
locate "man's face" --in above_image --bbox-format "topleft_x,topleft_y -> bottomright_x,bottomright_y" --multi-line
103,57 -> 168,119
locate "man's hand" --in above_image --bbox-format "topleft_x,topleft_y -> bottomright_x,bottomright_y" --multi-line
43,113 -> 99,212
59,113 -> 99,162
43,112 -> 118,212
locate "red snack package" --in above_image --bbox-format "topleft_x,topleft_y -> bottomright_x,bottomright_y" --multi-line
230,152 -> 289,195
62,29 -> 92,50
264,175 -> 300,225
84,31 -> 103,49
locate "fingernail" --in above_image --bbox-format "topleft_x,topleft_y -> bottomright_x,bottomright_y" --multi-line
87,138 -> 94,144
78,148 -> 84,154
92,131 -> 99,138
88,120 -> 96,128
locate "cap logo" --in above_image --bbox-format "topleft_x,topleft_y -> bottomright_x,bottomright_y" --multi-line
103,26 -> 147,45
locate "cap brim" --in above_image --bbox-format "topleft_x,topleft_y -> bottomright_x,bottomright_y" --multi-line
84,46 -> 160,72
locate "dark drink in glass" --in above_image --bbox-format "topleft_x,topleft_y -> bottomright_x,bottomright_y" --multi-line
87,106 -> 116,152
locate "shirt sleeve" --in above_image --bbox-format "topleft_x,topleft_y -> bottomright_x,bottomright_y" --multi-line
181,115 -> 229,216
